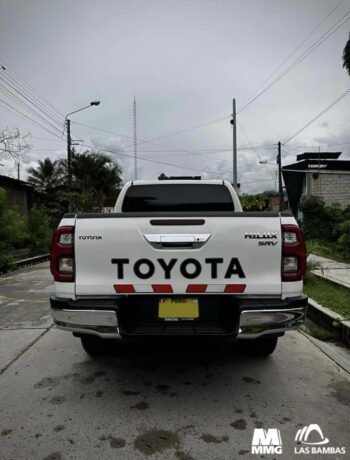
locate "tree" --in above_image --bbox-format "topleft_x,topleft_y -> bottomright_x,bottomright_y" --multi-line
0,127 -> 31,164
343,32 -> 350,77
60,150 -> 123,208
27,158 -> 63,193
240,194 -> 267,211
27,150 -> 123,215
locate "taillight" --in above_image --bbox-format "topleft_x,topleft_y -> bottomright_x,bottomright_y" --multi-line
282,224 -> 307,282
50,226 -> 75,282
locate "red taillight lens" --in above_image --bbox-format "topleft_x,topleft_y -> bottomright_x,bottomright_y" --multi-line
50,226 -> 75,282
282,224 -> 307,282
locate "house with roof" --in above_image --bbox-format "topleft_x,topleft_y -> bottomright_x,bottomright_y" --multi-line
0,174 -> 36,216
282,152 -> 350,217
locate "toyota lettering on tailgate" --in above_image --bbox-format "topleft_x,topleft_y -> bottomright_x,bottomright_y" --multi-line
111,258 -> 246,279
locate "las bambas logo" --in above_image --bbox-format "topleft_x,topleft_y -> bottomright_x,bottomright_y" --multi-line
294,424 -> 346,455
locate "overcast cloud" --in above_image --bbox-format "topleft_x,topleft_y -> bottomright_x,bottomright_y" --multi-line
0,0 -> 349,192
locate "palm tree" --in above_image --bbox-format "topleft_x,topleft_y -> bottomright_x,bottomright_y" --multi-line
60,150 -> 123,208
343,32 -> 350,77
27,158 -> 63,193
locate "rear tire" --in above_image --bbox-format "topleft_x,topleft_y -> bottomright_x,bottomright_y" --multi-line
80,334 -> 109,356
239,336 -> 278,357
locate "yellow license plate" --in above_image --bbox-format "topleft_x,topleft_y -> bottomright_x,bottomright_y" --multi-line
158,298 -> 199,319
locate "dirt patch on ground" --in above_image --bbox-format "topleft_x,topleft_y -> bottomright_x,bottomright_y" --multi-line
43,453 -> 62,460
34,377 -> 60,389
328,380 -> 350,407
174,451 -> 196,460
110,437 -> 126,448
201,433 -> 229,443
134,429 -> 179,456
131,401 -> 149,410
230,419 -> 247,430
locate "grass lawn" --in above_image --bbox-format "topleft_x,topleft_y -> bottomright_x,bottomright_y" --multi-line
306,239 -> 350,263
303,272 -> 350,320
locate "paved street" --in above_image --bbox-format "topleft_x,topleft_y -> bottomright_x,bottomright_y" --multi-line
0,263 -> 350,460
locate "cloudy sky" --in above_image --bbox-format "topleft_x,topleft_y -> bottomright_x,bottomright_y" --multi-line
0,0 -> 349,193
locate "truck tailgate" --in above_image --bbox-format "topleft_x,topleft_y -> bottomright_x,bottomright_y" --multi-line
74,215 -> 282,296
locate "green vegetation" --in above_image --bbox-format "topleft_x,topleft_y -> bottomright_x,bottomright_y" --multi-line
0,188 -> 52,271
306,239 -> 350,263
27,206 -> 52,255
27,150 -> 123,226
303,272 -> 350,320
240,194 -> 271,211
0,149 -> 123,272
300,196 -> 350,260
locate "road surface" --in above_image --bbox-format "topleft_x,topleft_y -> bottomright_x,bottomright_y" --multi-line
0,262 -> 349,460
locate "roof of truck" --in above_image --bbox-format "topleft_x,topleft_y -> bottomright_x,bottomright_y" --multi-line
128,179 -> 227,186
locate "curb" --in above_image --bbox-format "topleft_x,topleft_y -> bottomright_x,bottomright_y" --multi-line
307,298 -> 350,348
0,254 -> 50,276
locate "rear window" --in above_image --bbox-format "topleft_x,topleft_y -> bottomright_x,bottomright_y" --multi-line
122,184 -> 234,212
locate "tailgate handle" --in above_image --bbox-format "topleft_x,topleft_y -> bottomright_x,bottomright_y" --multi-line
144,234 -> 211,249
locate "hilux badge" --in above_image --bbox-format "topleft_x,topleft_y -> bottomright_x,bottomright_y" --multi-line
245,232 -> 278,246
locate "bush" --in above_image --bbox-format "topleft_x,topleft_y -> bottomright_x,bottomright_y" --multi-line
2,208 -> 29,248
0,188 -> 12,271
27,206 -> 52,255
240,194 -> 267,211
299,196 -> 342,240
337,220 -> 350,256
0,188 -> 52,271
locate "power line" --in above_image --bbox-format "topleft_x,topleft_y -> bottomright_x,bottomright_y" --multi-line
237,121 -> 263,161
284,88 -> 350,144
120,115 -> 230,151
78,142 -> 229,177
0,82 -> 63,136
0,59 -> 81,139
72,121 -> 207,156
72,120 -> 232,159
109,5 -> 349,148
0,59 -> 64,121
0,77 -> 63,132
241,0 -> 344,108
238,8 -> 350,114
0,72 -> 63,129
31,136 -> 66,143
72,121 -> 274,153
0,97 -> 63,139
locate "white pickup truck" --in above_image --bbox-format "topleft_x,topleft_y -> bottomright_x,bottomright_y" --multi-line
50,179 -> 307,356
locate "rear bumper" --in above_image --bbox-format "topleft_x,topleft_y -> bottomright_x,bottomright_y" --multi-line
238,307 -> 305,339
50,295 -> 307,339
51,308 -> 119,339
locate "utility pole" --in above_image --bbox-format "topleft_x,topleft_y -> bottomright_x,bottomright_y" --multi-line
277,141 -> 283,211
66,118 -> 72,211
231,98 -> 238,191
64,101 -> 100,213
17,163 -> 20,181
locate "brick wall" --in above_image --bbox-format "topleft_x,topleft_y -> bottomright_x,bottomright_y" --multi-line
308,172 -> 350,208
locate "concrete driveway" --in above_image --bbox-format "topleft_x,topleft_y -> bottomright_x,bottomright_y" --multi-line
0,263 -> 349,460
